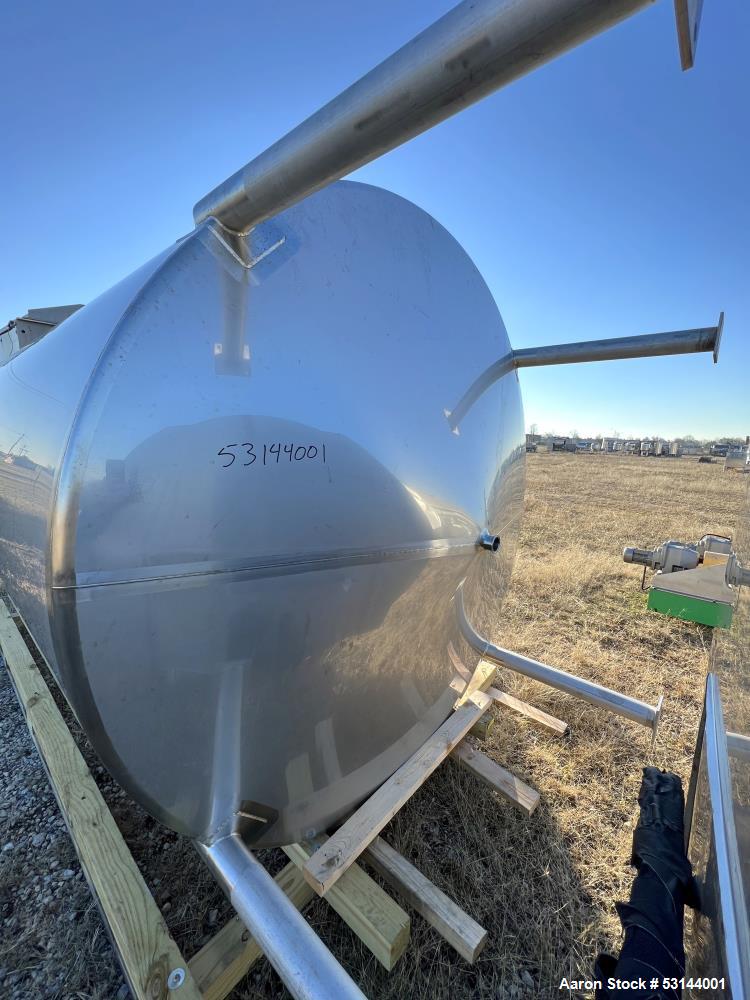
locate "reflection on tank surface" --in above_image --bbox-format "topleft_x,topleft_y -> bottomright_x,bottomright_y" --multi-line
0,456 -> 54,638
686,481 -> 750,997
0,179 -> 526,846
64,417 -> 497,844
459,441 -> 526,647
74,417 -> 480,579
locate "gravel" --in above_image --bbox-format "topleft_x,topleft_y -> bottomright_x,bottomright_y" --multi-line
0,619 -> 562,1000
0,629 -> 242,1000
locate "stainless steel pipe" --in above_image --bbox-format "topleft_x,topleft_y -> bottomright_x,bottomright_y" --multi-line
446,318 -> 723,430
197,835 -> 365,1000
455,583 -> 662,736
513,323 -> 722,369
194,0 -> 652,233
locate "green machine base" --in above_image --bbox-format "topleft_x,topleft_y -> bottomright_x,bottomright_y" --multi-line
647,588 -> 733,628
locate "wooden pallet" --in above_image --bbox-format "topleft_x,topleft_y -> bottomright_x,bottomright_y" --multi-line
0,599 -> 564,999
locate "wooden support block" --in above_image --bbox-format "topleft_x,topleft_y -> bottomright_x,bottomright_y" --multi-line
469,713 -> 495,741
304,689 -> 492,896
283,842 -> 410,971
188,862 -> 314,1000
455,658 -> 497,707
488,686 -> 569,736
451,741 -> 540,816
460,659 -> 498,738
363,836 -> 487,963
0,603 -> 202,1000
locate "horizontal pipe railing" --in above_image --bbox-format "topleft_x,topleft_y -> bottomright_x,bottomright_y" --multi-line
446,317 -> 723,430
194,0 -> 652,233
454,583 -> 662,737
197,835 -> 365,1000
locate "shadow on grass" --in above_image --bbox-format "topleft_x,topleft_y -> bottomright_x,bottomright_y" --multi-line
2,618 -> 615,1000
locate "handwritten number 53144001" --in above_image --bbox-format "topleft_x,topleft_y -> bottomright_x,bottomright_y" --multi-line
217,443 -> 326,468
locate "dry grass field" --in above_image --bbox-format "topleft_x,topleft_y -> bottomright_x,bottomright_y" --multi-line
0,451 -> 746,999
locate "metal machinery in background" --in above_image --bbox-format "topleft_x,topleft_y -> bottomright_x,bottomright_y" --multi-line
624,534 -> 738,628
0,1 -> 733,998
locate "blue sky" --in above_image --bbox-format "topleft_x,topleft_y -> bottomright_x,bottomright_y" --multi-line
2,0 -> 748,440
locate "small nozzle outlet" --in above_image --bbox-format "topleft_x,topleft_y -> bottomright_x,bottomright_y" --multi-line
478,530 -> 501,552
623,546 -> 654,567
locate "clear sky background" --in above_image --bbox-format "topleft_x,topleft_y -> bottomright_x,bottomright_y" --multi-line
2,0 -> 748,440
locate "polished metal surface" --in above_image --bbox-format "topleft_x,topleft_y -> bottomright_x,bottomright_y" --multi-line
197,835 -> 365,1000
675,0 -> 705,71
686,676 -> 750,998
455,581 -> 661,731
684,480 -> 750,997
194,0 -> 652,233
478,530 -> 501,552
447,321 -> 722,430
0,181 -> 525,845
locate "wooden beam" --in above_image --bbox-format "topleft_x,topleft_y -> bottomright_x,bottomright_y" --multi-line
188,862 -> 314,1000
460,659 -> 498,738
283,842 -> 410,971
469,713 -> 495,741
456,659 -> 497,708
451,741 -> 539,816
363,836 -> 487,963
0,603 -> 202,1000
303,689 -> 492,896
488,686 -> 569,736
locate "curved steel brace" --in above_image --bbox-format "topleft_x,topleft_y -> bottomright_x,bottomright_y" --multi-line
446,320 -> 723,432
454,581 -> 662,736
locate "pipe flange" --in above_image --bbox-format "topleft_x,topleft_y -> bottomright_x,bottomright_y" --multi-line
478,530 -> 501,552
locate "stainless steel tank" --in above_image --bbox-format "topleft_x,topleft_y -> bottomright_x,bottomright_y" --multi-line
0,0 -> 717,860
1,3 -> 725,997
0,180 -> 525,846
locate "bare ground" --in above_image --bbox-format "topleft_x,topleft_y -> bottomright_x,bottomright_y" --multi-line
0,453 -> 746,999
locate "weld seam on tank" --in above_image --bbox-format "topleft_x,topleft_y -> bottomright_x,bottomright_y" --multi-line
63,537 -> 481,590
